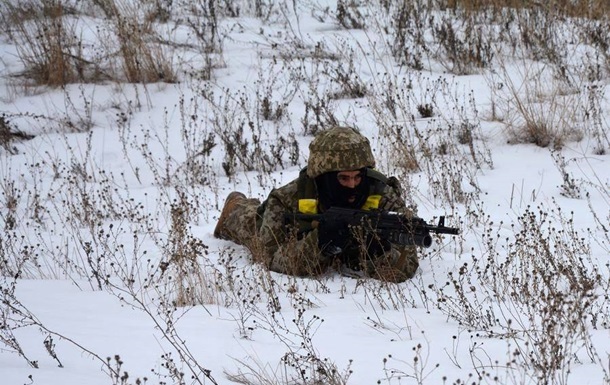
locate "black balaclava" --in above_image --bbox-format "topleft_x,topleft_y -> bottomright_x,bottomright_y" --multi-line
315,168 -> 370,210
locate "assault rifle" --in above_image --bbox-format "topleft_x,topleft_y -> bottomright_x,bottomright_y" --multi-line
285,207 -> 460,248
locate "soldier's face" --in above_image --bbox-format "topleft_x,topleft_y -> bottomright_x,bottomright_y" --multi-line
337,170 -> 363,189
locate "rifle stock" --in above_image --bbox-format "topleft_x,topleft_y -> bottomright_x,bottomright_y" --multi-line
284,207 -> 460,248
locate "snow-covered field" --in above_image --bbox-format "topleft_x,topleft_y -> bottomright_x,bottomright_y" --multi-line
1,1 -> 609,384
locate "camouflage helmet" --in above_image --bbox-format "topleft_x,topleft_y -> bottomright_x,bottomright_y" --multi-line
307,126 -> 375,178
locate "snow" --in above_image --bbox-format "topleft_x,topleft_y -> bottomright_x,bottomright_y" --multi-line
1,1 -> 609,385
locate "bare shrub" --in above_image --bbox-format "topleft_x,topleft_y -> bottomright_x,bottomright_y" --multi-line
581,78 -> 610,156
254,61 -> 296,122
373,1 -> 496,74
0,0 -> 95,86
513,7 -> 569,67
266,40 -> 343,135
550,150 -> 583,199
383,0 -> 427,70
369,72 -> 491,209
335,0 -> 365,30
0,277 -> 39,368
300,89 -> 340,136
1,1 -> 609,384
490,59 -> 586,149
96,0 -> 178,83
1,0 -> 182,86
446,0 -> 610,19
323,44 -> 368,100
367,73 -> 420,178
162,188 -> 214,306
380,336 -> 440,384
226,287 -> 352,385
430,201 -> 606,385
416,103 -> 434,118
0,113 -> 34,154
431,14 -> 494,75
175,93 -> 219,187
95,260 -> 221,385
200,85 -> 300,180
578,18 -> 610,78
1,272 -> 124,374
178,0 -> 224,56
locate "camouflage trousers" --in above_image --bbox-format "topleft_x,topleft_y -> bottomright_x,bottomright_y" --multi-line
218,197 -> 262,247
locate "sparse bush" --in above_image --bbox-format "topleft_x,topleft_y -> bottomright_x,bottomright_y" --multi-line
0,0 -> 94,86
369,72 -> 491,208
385,1 -> 427,71
323,45 -> 368,99
0,113 -> 35,154
226,288 -> 352,385
300,90 -> 339,136
491,59 -> 586,149
430,200 -> 605,385
431,15 -> 494,75
445,0 -> 610,19
178,0 -> 224,55
96,0 -> 178,83
582,82 -> 610,155
578,18 -> 610,78
199,85 -> 300,179
335,0 -> 365,30
551,150 -> 583,199
416,103 -> 434,118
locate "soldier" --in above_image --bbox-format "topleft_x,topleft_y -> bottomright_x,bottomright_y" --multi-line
213,126 -> 419,282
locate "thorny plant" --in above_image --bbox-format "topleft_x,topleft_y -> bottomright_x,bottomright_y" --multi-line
487,57 -> 593,150
368,72 -> 492,211
1,271 -> 126,375
428,200 -> 608,385
380,334 -> 441,385
0,0 -> 92,86
226,284 -> 353,385
199,84 -> 300,181
549,150 -> 583,199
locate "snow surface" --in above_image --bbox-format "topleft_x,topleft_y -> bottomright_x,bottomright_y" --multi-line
1,1 -> 609,385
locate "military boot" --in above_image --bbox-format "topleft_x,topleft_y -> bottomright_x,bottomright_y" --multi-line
213,192 -> 247,239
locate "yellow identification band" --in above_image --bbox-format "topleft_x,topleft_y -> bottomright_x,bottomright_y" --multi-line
298,195 -> 380,213
361,195 -> 382,210
298,199 -> 318,214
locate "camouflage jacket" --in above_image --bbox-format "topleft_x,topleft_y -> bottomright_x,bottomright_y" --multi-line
257,168 -> 419,282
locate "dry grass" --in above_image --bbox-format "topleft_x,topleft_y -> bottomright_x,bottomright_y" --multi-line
1,0 -> 89,86
93,0 -> 178,83
447,0 -> 610,18
1,0 -> 177,87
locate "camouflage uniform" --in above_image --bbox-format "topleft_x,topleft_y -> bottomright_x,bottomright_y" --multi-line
216,126 -> 419,283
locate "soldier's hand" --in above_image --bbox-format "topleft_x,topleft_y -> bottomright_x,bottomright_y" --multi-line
317,218 -> 350,258
364,233 -> 392,258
